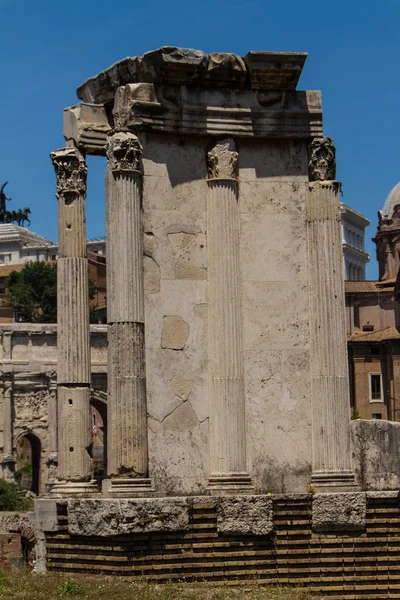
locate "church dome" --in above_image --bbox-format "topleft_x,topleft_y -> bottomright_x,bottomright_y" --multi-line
381,182 -> 400,218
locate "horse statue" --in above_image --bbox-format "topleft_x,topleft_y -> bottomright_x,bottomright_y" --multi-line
0,182 -> 12,222
12,208 -> 31,227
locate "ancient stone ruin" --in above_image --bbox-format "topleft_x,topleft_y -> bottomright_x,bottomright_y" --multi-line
51,46 -> 353,498
4,47 -> 400,596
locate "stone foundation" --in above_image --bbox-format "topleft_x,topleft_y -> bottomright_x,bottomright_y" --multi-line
32,492 -> 400,598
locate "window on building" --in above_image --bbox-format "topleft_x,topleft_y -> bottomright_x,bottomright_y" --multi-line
363,325 -> 374,332
369,373 -> 383,402
370,347 -> 380,355
372,413 -> 382,419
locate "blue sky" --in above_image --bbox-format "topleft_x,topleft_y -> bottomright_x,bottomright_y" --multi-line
1,0 -> 399,278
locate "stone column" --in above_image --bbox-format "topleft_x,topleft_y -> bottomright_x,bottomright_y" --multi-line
50,146 -> 96,495
45,373 -> 58,489
307,137 -> 355,490
206,138 -> 252,491
103,131 -> 152,495
1,376 -> 15,482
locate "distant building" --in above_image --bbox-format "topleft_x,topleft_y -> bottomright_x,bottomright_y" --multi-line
341,204 -> 370,280
346,182 -> 400,421
0,224 -> 106,322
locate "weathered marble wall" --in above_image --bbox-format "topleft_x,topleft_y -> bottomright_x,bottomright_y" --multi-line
142,134 -> 209,494
141,134 -> 311,494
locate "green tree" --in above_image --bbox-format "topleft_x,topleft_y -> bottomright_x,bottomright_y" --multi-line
6,261 -> 97,323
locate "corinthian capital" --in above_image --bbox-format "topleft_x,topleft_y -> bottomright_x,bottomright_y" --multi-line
107,132 -> 143,172
308,137 -> 336,181
207,138 -> 238,181
50,147 -> 87,196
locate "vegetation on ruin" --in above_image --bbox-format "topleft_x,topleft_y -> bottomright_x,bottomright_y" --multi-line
0,572 -> 321,599
0,480 -> 30,511
5,261 -> 97,323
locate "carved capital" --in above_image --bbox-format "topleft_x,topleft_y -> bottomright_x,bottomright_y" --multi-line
50,147 -> 87,197
107,132 -> 143,172
207,138 -> 238,181
308,137 -> 336,181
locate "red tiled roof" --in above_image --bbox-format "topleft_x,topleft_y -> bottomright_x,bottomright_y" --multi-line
348,327 -> 400,342
345,280 -> 394,294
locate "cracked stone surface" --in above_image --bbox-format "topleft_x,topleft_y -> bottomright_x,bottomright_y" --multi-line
312,493 -> 367,532
217,496 -> 273,535
161,316 -> 189,350
175,259 -> 207,280
144,255 -> 161,294
171,375 -> 193,401
68,498 -> 190,536
168,232 -> 195,252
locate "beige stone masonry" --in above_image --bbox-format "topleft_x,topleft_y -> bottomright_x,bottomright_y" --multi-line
207,138 -> 251,490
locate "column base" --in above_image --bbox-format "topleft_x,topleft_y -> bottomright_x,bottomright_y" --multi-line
208,473 -> 254,495
49,480 -> 99,498
311,471 -> 358,493
102,478 -> 155,497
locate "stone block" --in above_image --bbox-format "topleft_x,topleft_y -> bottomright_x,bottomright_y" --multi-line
244,51 -> 307,90
33,499 -> 58,532
161,316 -> 189,350
217,496 -> 273,535
68,498 -> 190,536
312,493 -> 367,532
351,419 -> 400,490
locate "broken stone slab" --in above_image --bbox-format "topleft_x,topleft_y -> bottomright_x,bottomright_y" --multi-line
217,495 -> 273,536
200,52 -> 247,88
138,47 -> 207,86
76,47 -> 308,106
244,51 -> 307,90
67,498 -> 190,536
63,104 -> 111,155
161,316 -> 189,350
312,492 -> 367,533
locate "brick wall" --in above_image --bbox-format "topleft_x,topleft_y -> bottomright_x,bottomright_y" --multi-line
44,494 -> 400,599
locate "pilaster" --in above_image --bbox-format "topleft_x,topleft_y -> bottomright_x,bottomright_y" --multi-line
307,137 -> 355,491
206,138 -> 252,492
50,146 -> 96,496
104,131 -> 152,495
1,377 -> 15,482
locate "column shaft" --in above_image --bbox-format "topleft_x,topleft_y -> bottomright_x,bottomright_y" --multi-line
50,146 -> 94,492
1,377 -> 15,481
207,139 -> 251,489
105,132 -> 150,492
308,178 -> 354,488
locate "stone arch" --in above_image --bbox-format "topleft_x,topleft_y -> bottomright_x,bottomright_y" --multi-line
15,431 -> 42,495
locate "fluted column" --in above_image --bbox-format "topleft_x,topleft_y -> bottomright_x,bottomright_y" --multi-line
104,131 -> 151,495
206,138 -> 251,491
50,146 -> 96,495
1,376 -> 15,482
307,137 -> 355,490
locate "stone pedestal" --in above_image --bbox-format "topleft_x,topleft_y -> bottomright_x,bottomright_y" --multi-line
307,138 -> 355,491
206,139 -> 252,492
104,132 -> 152,495
50,146 -> 96,496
